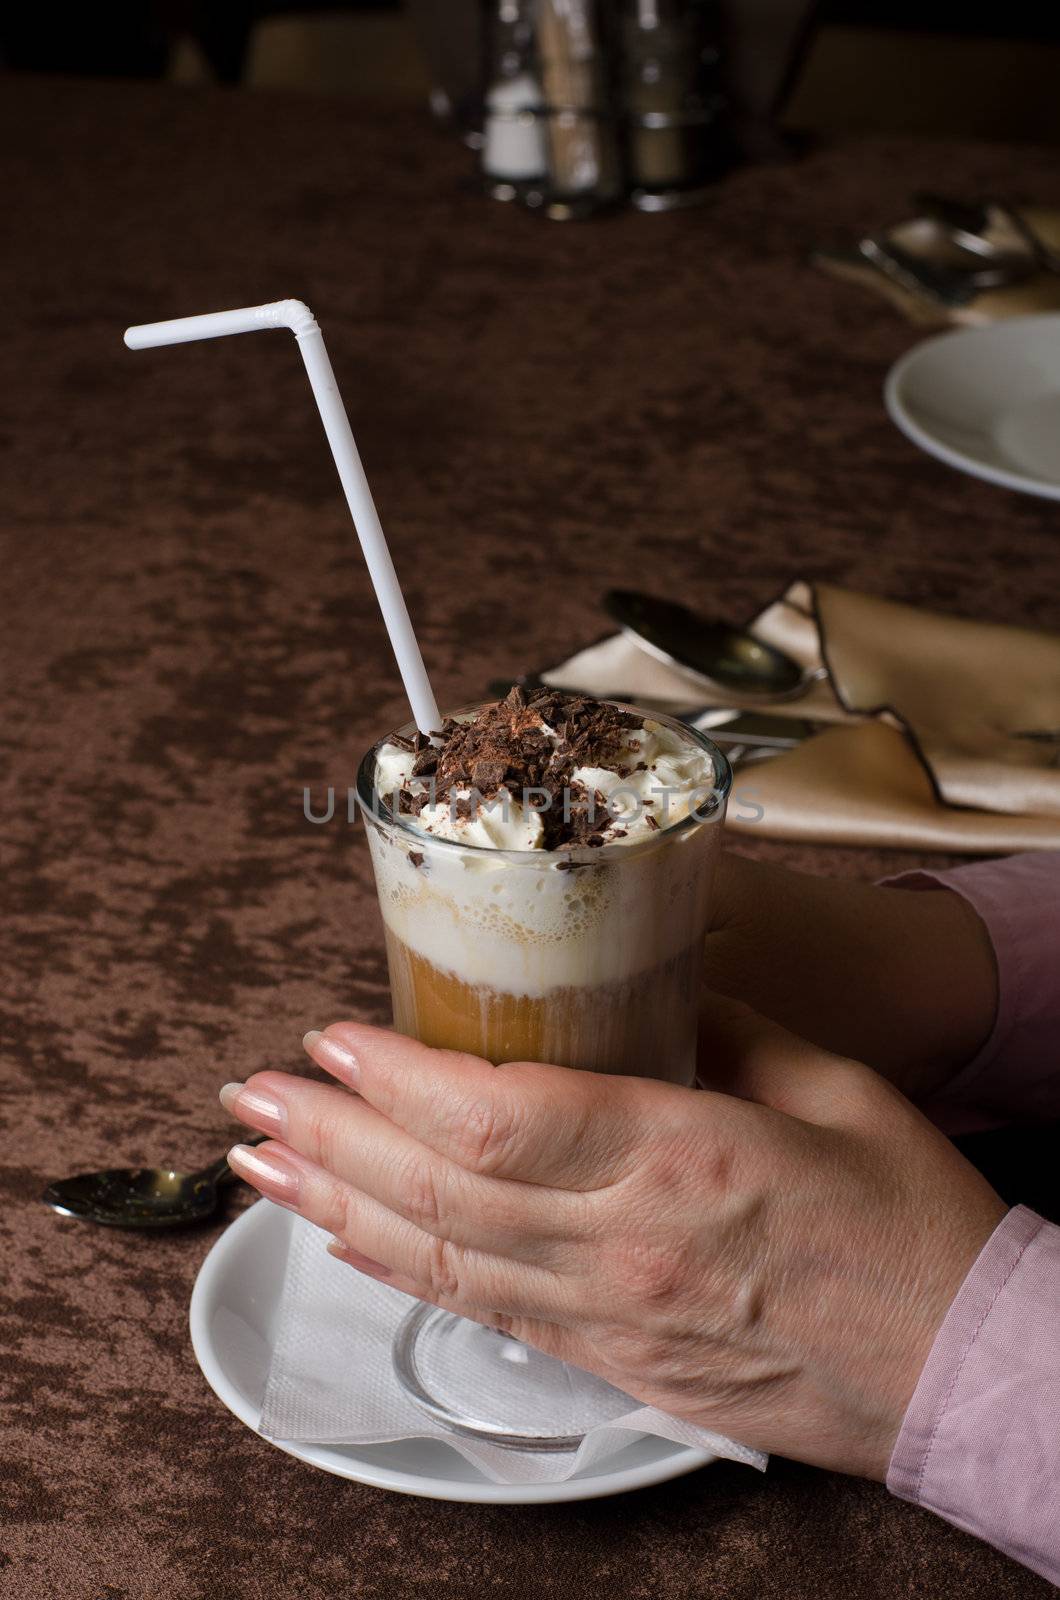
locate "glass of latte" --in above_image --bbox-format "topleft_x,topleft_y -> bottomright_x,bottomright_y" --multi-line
355,687 -> 730,1449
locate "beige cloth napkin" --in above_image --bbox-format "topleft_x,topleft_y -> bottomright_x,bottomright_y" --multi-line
544,583 -> 1060,853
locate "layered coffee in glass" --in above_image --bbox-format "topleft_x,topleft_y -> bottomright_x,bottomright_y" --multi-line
355,687 -> 730,1448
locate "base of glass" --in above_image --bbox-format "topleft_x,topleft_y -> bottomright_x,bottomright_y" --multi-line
392,1303 -> 634,1452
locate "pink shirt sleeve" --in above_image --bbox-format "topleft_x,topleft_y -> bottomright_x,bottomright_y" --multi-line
884,853 -> 1060,1132
883,856 -> 1060,1577
887,1206 -> 1060,1585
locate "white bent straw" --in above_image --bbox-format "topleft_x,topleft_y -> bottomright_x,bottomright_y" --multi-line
124,299 -> 441,737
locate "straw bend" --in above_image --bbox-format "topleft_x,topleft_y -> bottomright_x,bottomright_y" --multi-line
121,297 -> 442,736
124,299 -> 320,350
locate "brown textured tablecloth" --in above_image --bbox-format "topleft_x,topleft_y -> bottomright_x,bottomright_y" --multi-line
3,74 -> 1059,1600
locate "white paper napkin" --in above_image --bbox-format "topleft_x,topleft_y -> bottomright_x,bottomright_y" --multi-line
259,1216 -> 767,1485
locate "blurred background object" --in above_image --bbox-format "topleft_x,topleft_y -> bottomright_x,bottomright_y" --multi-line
617,1 -> 731,209
2,0 -> 1059,148
479,0 -> 548,188
533,0 -> 623,215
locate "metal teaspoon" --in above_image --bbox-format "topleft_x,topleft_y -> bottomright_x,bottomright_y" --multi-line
42,1131 -> 268,1229
604,590 -> 825,702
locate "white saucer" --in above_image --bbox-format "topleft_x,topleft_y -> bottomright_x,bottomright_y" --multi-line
885,314 -> 1060,499
189,1199 -> 716,1504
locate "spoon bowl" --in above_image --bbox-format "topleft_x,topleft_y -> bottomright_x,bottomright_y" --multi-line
604,590 -> 816,701
42,1133 -> 266,1229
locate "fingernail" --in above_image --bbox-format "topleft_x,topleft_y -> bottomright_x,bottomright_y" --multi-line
303,1028 -> 359,1086
219,1081 -> 287,1138
327,1238 -> 391,1278
227,1143 -> 301,1206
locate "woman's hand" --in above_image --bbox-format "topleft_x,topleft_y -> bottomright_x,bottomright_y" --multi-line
222,1005 -> 1006,1479
704,852 -> 999,1103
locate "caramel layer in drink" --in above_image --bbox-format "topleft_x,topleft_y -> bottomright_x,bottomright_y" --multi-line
384,928 -> 703,1083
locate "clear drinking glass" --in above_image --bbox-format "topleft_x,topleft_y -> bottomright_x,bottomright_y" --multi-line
355,703 -> 730,1450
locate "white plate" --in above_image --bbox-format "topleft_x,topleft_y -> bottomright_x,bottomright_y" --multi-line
885,313 -> 1060,499
189,1199 -> 716,1504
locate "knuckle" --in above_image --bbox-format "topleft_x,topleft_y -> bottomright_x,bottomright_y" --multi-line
392,1152 -> 444,1232
826,1056 -> 893,1128
420,1233 -> 463,1303
503,1061 -> 616,1178
320,1174 -> 360,1244
309,1108 -> 346,1176
699,1137 -> 736,1195
452,1093 -> 520,1174
640,1126 -> 733,1197
613,1235 -> 692,1309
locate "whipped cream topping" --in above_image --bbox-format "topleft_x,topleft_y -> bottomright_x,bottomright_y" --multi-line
365,692 -> 727,997
375,738 -> 546,850
375,730 -> 547,848
569,721 -> 718,841
374,694 -> 716,852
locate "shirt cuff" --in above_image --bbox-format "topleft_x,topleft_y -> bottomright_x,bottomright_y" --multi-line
882,855 -> 1060,1128
888,1206 -> 1060,1585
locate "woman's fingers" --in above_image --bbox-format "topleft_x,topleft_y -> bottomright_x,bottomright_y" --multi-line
697,990 -> 888,1127
226,1139 -> 572,1322
301,1023 -> 648,1188
222,1072 -> 579,1263
325,1238 -> 584,1359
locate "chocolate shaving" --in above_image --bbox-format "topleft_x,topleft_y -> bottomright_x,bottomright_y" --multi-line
471,758 -> 507,789
385,688 -> 644,848
411,748 -> 438,777
408,850 -> 424,868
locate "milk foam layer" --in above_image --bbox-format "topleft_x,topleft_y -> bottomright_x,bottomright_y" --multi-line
364,704 -> 726,999
364,810 -> 721,994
